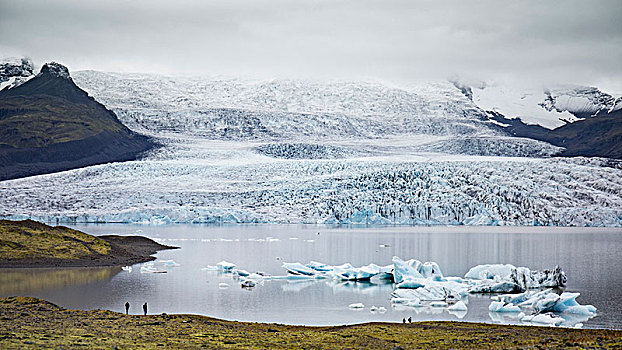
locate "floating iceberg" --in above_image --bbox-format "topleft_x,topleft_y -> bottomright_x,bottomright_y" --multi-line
216,261 -> 236,271
489,301 -> 521,313
465,264 -> 566,292
121,266 -> 132,272
232,269 -> 250,277
489,289 -> 596,326
465,264 -> 515,280
204,255 -> 589,327
241,280 -> 256,288
468,281 -> 521,294
369,306 -> 387,313
392,285 -> 461,302
283,262 -> 316,275
447,300 -> 468,311
392,256 -> 443,283
519,313 -> 564,326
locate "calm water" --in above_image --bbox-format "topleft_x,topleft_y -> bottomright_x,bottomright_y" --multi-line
1,224 -> 620,329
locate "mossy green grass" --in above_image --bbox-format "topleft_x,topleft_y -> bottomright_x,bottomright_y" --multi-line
0,219 -> 110,261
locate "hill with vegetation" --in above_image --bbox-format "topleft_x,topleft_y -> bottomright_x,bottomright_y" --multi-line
0,219 -> 175,267
0,62 -> 157,180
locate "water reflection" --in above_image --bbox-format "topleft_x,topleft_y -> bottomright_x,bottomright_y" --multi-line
0,224 -> 619,329
0,267 -> 121,295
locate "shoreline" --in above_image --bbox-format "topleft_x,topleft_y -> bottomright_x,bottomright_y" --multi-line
1,297 -> 620,349
0,219 -> 177,268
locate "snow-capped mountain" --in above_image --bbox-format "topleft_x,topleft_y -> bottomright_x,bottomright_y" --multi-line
0,57 -> 35,91
71,71 -> 561,157
464,82 -> 621,129
1,69 -> 620,226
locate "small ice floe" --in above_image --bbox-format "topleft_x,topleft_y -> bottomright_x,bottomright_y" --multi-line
232,269 -> 250,277
289,237 -> 298,240
370,305 -> 387,313
304,240 -> 315,243
218,283 -> 229,289
158,259 -> 180,267
391,297 -> 422,307
447,300 -> 468,312
379,244 -> 391,248
140,263 -> 167,274
217,261 -> 236,271
519,312 -> 564,326
121,266 -> 132,272
202,260 -> 237,272
349,303 -> 365,309
241,280 -> 256,289
266,237 -> 280,242
282,262 -> 316,275
488,301 -> 521,312
430,301 -> 448,308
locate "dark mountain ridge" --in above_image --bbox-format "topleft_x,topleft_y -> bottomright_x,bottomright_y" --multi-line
488,109 -> 622,159
0,62 -> 157,181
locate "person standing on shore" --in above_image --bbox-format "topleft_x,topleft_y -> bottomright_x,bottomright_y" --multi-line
143,302 -> 148,315
125,302 -> 130,315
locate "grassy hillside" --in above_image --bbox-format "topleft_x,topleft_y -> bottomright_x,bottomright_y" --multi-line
0,219 -> 110,260
0,62 -> 156,180
0,219 -> 174,267
0,297 -> 620,349
0,95 -> 125,149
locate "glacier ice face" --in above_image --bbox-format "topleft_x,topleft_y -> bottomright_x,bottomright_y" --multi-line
1,151 -> 620,226
1,72 -> 621,227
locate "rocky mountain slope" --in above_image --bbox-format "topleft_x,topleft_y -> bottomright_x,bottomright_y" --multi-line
0,62 -> 157,180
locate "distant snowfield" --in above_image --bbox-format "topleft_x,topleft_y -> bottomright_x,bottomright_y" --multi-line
0,72 -> 620,226
472,83 -> 622,129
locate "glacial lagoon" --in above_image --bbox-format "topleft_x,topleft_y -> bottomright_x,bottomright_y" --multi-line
1,224 -> 620,329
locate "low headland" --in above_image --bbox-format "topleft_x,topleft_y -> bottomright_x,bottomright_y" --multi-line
1,219 -> 620,349
0,219 -> 176,268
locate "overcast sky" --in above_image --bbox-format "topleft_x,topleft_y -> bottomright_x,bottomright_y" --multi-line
1,0 -> 621,92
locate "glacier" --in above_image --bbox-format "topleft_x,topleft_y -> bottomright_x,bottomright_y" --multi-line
0,71 -> 620,226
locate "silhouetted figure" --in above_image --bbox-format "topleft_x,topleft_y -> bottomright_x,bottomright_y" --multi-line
408,316 -> 412,323
125,302 -> 130,315
143,302 -> 148,315
402,318 -> 406,323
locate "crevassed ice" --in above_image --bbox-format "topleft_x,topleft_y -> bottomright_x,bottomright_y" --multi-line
1,73 -> 620,226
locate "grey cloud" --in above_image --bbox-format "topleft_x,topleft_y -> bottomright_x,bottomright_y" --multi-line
1,0 -> 620,92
